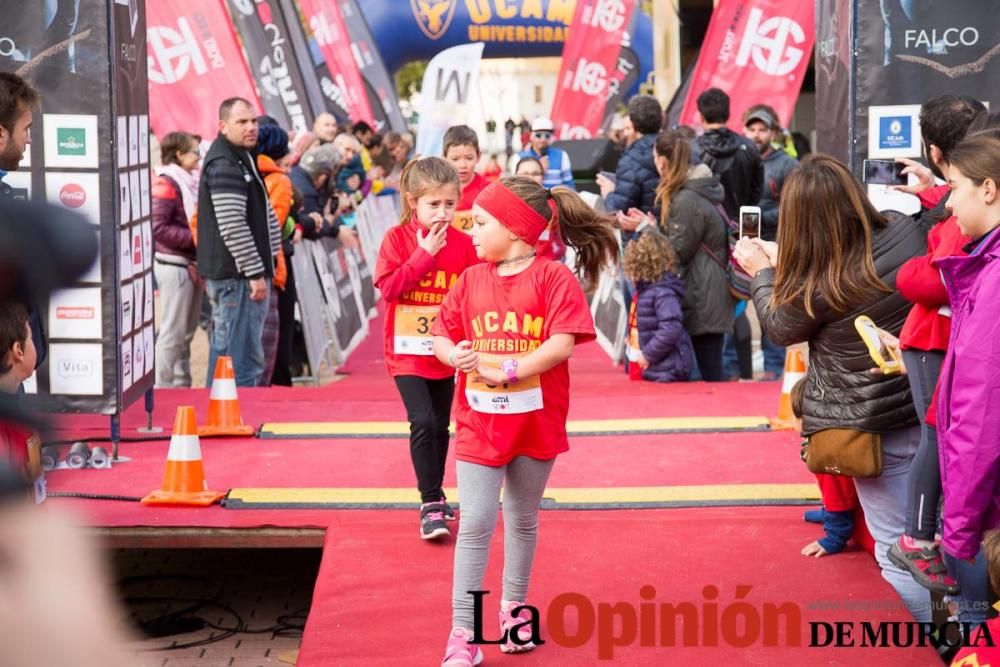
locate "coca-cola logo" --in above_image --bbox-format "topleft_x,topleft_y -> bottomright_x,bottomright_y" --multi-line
59,183 -> 87,208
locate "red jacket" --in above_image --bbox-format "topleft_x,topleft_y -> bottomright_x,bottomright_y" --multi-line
897,185 -> 969,352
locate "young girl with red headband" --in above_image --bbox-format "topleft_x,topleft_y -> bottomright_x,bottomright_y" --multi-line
432,177 -> 618,664
374,157 -> 479,541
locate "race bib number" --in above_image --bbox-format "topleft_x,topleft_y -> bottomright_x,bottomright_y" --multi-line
394,304 -> 439,355
452,210 -> 474,234
466,354 -> 543,414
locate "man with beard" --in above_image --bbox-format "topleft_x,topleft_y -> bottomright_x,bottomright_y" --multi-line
0,73 -> 44,387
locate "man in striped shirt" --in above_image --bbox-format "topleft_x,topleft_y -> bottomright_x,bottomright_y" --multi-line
196,98 -> 281,387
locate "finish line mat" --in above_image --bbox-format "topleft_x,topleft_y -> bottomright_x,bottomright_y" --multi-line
223,483 -> 819,510
258,416 -> 771,439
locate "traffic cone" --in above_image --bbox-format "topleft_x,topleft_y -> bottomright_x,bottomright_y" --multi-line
142,406 -> 225,506
770,347 -> 808,430
199,356 -> 255,437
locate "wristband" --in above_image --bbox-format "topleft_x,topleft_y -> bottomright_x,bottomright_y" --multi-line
500,358 -> 519,383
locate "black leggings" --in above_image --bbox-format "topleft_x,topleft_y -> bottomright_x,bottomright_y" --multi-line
692,333 -> 726,382
271,260 -> 297,386
394,375 -> 455,503
733,312 -> 753,380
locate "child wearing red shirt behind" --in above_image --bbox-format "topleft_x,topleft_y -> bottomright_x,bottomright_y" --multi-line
374,157 -> 479,541
432,177 -> 618,664
444,125 -> 489,234
0,303 -> 43,502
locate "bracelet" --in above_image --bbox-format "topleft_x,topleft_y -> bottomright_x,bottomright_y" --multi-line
447,348 -> 458,368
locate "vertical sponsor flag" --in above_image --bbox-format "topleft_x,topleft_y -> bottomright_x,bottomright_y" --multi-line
415,43 -> 485,156
226,0 -> 314,133
296,0 -> 374,124
146,0 -> 261,140
339,0 -> 407,132
678,0 -> 814,131
550,0 -> 636,140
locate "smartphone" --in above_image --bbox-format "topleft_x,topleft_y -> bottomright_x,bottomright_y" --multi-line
863,159 -> 907,186
854,315 -> 901,374
739,206 -> 761,239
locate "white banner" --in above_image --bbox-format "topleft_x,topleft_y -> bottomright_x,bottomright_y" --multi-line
415,42 -> 485,156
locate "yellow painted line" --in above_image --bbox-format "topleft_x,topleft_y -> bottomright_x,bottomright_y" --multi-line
258,416 -> 770,438
225,484 -> 819,506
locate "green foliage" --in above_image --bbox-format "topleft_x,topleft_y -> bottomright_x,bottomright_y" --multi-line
396,60 -> 428,100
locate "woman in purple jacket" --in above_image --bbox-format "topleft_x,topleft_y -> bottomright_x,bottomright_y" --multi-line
622,230 -> 694,382
934,135 -> 1000,610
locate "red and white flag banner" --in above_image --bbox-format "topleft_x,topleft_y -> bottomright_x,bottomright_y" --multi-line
679,0 -> 814,131
550,0 -> 636,140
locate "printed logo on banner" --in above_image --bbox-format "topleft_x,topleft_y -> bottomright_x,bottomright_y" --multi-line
133,278 -> 144,331
147,18 -> 208,84
129,170 -> 141,220
119,174 -> 131,225
735,8 -> 807,77
121,340 -> 133,389
879,116 -> 912,150
49,344 -> 103,395
117,116 -> 128,165
121,282 -> 134,335
129,116 -> 140,166
46,172 -> 101,226
59,183 -> 87,209
559,122 -> 592,140
141,221 -> 152,270
144,272 -> 154,323
133,334 -> 145,380
120,230 -> 133,281
582,0 -> 628,32
56,127 -> 87,156
139,115 -> 149,164
144,326 -> 155,377
49,288 -> 102,339
3,171 -> 30,200
410,0 -> 457,40
569,58 -> 608,95
132,230 -> 143,273
140,169 -> 151,218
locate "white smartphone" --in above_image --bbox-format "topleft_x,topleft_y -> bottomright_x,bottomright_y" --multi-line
739,206 -> 761,239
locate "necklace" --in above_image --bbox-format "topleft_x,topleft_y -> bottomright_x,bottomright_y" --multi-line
496,251 -> 537,267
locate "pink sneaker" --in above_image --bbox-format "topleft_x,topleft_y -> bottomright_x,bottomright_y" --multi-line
442,627 -> 483,666
499,600 -> 537,654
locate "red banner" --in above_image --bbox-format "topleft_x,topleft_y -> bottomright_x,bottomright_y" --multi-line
146,0 -> 261,140
550,0 -> 636,139
297,0 -> 374,125
679,0 -> 814,131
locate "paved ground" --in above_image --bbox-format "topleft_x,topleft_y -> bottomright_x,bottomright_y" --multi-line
113,548 -> 321,667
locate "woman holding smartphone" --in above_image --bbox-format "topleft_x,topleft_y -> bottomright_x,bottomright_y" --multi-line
733,154 -> 930,621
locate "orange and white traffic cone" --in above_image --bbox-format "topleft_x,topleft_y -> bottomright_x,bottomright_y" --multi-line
142,406 -> 225,506
199,356 -> 255,437
770,347 -> 808,430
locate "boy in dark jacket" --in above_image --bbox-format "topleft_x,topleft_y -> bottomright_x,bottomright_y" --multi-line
622,231 -> 693,382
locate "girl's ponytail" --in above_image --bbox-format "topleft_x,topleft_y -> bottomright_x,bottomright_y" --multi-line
398,156 -> 461,224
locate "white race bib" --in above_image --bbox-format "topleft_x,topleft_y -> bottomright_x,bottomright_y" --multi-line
465,354 -> 543,414
393,304 -> 439,355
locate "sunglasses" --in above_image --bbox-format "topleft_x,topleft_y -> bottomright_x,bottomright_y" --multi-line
532,131 -> 552,139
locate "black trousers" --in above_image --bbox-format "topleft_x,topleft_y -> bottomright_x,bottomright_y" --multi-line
271,260 -> 297,386
394,375 -> 455,503
733,312 -> 753,380
692,333 -> 726,382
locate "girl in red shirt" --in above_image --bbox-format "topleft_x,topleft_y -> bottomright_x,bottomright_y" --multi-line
373,157 -> 479,542
432,178 -> 618,664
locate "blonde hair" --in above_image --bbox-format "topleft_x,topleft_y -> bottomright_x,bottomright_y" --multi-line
623,230 -> 679,284
398,156 -> 460,223
500,176 -> 618,290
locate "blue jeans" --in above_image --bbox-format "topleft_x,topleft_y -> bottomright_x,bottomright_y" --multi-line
206,278 -> 270,387
854,426 -> 932,622
944,550 -> 990,626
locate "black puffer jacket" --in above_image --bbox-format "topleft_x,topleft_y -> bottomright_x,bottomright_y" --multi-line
663,165 -> 734,337
695,127 -> 764,221
751,211 -> 926,435
604,134 -> 659,216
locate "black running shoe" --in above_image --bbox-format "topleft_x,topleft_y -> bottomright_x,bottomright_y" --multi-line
420,502 -> 450,540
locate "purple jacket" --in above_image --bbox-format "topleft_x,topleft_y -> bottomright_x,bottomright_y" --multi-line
152,173 -> 196,262
636,274 -> 694,382
935,227 -> 1000,560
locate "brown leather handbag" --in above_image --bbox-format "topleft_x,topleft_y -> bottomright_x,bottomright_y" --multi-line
800,429 -> 883,478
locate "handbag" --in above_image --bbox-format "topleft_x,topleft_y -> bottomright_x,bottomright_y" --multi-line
800,429 -> 883,478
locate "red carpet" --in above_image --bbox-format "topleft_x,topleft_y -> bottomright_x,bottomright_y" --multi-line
297,508 -> 938,665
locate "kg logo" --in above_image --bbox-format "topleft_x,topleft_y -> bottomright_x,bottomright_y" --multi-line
583,0 -> 628,33
147,18 -> 207,84
736,7 -> 806,77
569,58 -> 608,96
411,0 -> 457,40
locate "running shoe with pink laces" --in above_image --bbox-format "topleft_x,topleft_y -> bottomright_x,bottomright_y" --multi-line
442,627 -> 483,666
499,600 -> 537,654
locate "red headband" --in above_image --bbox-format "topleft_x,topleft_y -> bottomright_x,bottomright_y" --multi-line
474,180 -> 556,245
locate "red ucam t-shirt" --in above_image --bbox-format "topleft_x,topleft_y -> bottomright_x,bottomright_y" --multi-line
452,172 -> 489,234
374,220 -> 480,378
431,258 -> 596,465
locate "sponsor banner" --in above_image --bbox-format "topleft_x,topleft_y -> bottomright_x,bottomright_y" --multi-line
852,0 -> 999,174
339,0 -> 407,132
295,0 -> 374,123
42,114 -> 99,168
678,0 -> 814,132
814,0 -> 853,163
415,42 -> 485,155
226,0 -> 313,133
48,344 -> 104,396
146,0 -> 262,140
599,10 -> 641,133
48,288 -> 103,339
550,0 -> 636,140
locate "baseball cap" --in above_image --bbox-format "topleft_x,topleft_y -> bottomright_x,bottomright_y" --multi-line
531,117 -> 555,133
744,109 -> 776,129
298,143 -> 342,177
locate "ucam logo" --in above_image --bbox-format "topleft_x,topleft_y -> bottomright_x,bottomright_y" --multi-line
735,7 -> 806,77
148,18 -> 207,84
411,0 -> 457,40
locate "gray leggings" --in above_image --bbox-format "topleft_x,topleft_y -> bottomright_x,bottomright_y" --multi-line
452,456 -> 555,630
